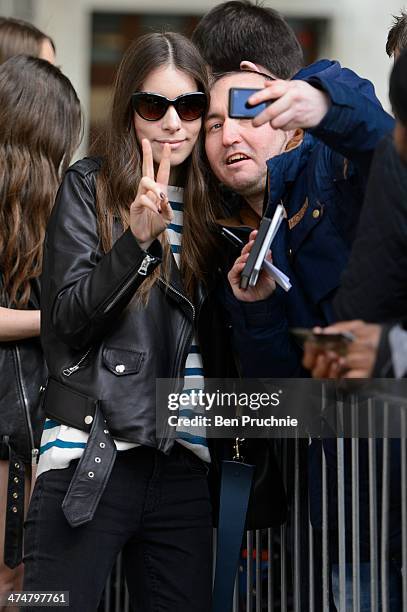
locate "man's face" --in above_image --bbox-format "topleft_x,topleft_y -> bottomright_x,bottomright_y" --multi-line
205,73 -> 289,201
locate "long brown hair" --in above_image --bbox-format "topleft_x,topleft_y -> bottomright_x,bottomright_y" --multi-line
0,55 -> 82,307
93,32 -> 220,302
0,17 -> 55,63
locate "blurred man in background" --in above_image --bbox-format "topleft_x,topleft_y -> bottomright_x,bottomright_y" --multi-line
387,10 -> 407,61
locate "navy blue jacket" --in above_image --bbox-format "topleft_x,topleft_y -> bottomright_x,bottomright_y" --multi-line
220,60 -> 394,378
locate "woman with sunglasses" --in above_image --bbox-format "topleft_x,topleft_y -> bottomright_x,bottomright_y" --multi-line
0,55 -> 81,610
23,32 -> 222,611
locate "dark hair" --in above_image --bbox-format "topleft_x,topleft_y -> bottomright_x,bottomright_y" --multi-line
0,17 -> 55,63
389,49 -> 407,126
212,68 -> 274,83
93,32 -> 219,302
191,0 -> 303,79
387,12 -> 407,57
0,55 -> 82,307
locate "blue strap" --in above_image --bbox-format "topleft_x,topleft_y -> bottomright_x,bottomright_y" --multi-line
212,460 -> 255,612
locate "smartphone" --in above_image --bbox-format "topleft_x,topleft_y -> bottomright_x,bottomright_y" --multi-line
228,88 -> 272,119
290,328 -> 355,354
239,205 -> 285,290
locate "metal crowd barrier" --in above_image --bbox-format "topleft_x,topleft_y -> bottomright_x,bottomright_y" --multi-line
99,391 -> 407,611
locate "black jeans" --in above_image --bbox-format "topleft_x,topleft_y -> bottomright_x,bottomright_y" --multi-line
23,445 -> 213,612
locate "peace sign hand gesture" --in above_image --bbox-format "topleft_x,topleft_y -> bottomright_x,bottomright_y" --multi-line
130,138 -> 173,250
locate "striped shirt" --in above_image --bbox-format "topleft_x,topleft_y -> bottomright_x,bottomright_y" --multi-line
37,186 -> 209,478
165,187 -> 209,462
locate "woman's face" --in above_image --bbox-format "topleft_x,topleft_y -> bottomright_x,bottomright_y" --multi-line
133,65 -> 202,171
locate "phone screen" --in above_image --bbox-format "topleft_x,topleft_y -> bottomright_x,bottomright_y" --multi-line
228,88 -> 269,119
290,328 -> 355,355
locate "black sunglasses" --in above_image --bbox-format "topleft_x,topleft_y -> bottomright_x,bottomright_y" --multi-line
131,91 -> 207,122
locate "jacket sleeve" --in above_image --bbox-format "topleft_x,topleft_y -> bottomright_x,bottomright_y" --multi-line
41,163 -> 162,351
218,284 -> 306,378
306,76 -> 394,178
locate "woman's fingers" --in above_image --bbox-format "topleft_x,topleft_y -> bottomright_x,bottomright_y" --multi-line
156,143 -> 171,190
141,139 -> 154,179
139,177 -> 165,203
135,191 -> 173,224
140,141 -> 170,204
160,196 -> 174,222
145,190 -> 162,212
134,194 -> 160,216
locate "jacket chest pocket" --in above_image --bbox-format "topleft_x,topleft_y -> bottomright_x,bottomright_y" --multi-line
288,198 -> 324,255
102,347 -> 145,376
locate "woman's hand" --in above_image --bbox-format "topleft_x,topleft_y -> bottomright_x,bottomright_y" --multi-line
228,230 -> 276,302
130,139 -> 174,250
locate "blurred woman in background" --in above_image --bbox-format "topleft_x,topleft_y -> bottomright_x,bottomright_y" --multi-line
0,56 -> 81,609
0,17 -> 55,64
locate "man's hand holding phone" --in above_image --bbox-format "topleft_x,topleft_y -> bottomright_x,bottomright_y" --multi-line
300,326 -> 354,379
228,230 -> 276,302
301,321 -> 382,379
240,80 -> 330,131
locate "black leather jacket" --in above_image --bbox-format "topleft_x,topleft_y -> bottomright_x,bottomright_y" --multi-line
0,277 -> 47,568
0,277 -> 47,464
40,157 -> 235,449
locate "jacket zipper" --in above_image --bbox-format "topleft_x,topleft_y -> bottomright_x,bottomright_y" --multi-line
157,278 -> 195,452
31,447 -> 39,465
103,254 -> 156,314
14,346 -> 37,460
159,318 -> 194,454
62,347 -> 92,377
157,279 -> 196,376
138,254 -> 156,276
158,278 -> 195,321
